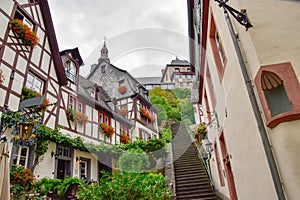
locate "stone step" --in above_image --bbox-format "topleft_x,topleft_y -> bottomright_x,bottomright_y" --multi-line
177,190 -> 215,197
176,180 -> 212,188
175,173 -> 209,180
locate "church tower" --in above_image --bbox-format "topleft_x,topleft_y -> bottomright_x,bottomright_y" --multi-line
98,38 -> 110,63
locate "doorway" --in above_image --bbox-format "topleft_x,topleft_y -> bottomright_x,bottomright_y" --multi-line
56,159 -> 71,180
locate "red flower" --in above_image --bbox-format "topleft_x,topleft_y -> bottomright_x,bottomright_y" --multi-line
9,19 -> 39,48
100,123 -> 115,138
118,85 -> 127,94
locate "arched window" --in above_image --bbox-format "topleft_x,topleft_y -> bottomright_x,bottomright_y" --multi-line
254,62 -> 300,128
261,71 -> 292,116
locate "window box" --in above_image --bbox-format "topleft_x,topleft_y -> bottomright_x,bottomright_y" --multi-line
9,19 -> 39,48
100,123 -> 115,138
120,133 -> 130,144
67,108 -> 88,125
21,87 -> 49,112
140,108 -> 156,122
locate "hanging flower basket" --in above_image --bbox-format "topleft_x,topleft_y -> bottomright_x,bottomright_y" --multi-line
118,85 -> 127,94
120,133 -> 130,144
100,123 -> 115,138
9,19 -> 39,48
0,69 -> 5,84
195,122 -> 207,140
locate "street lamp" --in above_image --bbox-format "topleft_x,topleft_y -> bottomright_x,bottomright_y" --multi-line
205,141 -> 213,154
215,0 -> 253,31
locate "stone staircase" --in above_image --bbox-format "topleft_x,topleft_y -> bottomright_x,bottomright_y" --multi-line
171,123 -> 217,200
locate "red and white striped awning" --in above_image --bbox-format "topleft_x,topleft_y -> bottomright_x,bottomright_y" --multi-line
261,71 -> 283,90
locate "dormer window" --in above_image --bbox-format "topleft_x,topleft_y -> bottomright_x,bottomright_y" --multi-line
90,89 -> 95,98
101,65 -> 105,73
65,60 -> 76,83
119,80 -> 125,86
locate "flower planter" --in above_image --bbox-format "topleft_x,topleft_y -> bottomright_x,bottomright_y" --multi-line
0,69 -> 5,84
67,108 -> 88,125
9,19 -> 39,48
100,123 -> 115,138
195,122 -> 207,140
120,133 -> 130,144
118,85 -> 127,94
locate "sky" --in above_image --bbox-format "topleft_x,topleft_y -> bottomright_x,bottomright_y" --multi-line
48,0 -> 190,78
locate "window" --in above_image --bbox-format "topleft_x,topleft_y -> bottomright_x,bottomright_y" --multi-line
119,80 -> 125,86
80,160 -> 88,180
187,68 -> 191,72
101,65 -> 105,73
65,60 -> 76,82
261,71 -> 292,116
214,143 -> 225,186
210,15 -> 227,80
90,89 -> 95,98
14,10 -> 34,30
25,72 -> 43,93
215,32 -> 226,65
69,96 -> 75,109
78,157 -> 90,181
175,68 -> 180,72
141,129 -> 151,140
77,102 -> 83,113
206,66 -> 216,109
57,146 -> 71,157
11,146 -> 29,167
99,113 -> 103,124
254,62 -> 300,128
104,116 -> 109,125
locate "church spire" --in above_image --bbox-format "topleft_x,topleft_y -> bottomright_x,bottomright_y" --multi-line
98,36 -> 110,63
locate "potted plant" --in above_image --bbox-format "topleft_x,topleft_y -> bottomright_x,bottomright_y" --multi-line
0,69 -> 5,84
21,87 -> 42,100
67,108 -> 75,121
195,122 -> 207,141
74,110 -> 88,125
67,108 -> 88,125
140,108 -> 150,119
118,85 -> 127,94
9,19 -> 39,48
120,133 -> 130,144
100,123 -> 115,138
10,166 -> 34,199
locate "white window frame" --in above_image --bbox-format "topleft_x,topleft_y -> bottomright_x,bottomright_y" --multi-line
69,96 -> 75,109
77,102 -> 83,113
79,160 -> 88,180
65,60 -> 77,83
11,146 -> 29,167
25,72 -> 43,94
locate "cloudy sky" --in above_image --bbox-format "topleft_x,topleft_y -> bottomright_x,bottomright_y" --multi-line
48,0 -> 189,77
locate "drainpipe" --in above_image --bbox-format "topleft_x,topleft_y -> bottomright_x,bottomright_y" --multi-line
219,6 -> 286,200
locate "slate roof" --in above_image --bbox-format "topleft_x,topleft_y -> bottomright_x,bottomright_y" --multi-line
136,77 -> 162,85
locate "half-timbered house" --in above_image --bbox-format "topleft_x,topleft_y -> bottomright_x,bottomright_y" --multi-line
87,42 -> 159,140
